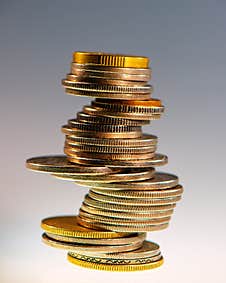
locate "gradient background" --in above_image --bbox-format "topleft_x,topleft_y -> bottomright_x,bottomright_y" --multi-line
1,0 -> 226,282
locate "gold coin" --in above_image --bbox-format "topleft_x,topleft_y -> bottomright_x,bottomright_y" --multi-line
62,125 -> 142,138
81,203 -> 174,219
70,240 -> 160,259
78,172 -> 178,190
65,141 -> 157,154
67,153 -> 168,168
65,87 -> 151,100
45,232 -> 146,245
91,185 -> 184,198
72,52 -> 149,68
66,133 -> 157,147
77,111 -> 149,126
26,155 -> 114,175
83,196 -> 176,212
42,233 -> 143,253
64,149 -> 155,161
41,216 -> 130,238
67,119 -> 140,132
67,254 -> 164,272
52,168 -> 155,183
95,98 -> 162,107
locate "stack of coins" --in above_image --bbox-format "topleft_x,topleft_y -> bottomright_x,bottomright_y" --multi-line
26,51 -> 183,272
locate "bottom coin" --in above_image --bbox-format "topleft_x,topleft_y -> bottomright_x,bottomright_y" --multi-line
67,253 -> 164,272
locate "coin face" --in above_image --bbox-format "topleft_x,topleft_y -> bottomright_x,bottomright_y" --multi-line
26,155 -> 114,175
41,216 -> 130,238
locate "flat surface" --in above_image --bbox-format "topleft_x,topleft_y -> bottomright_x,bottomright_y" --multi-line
1,0 -> 226,282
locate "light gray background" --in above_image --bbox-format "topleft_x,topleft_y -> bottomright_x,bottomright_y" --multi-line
1,0 -> 226,282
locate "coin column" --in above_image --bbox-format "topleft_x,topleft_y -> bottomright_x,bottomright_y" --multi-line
26,52 -> 183,272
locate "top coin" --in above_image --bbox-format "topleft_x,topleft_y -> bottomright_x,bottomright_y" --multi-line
73,51 -> 149,69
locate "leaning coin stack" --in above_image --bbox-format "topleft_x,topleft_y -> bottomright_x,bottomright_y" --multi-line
26,51 -> 183,272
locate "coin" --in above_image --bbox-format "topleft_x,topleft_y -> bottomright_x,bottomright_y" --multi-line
52,168 -> 155,183
78,210 -> 171,225
70,240 -> 160,259
62,125 -> 142,138
67,153 -> 168,168
66,74 -> 147,86
65,142 -> 157,154
42,233 -> 143,253
67,119 -> 140,132
65,87 -> 151,100
41,216 -> 130,238
70,64 -> 151,81
77,172 -> 177,190
91,185 -> 184,198
72,52 -> 150,68
76,111 -> 149,126
26,155 -> 115,175
62,80 -> 152,94
83,196 -> 176,212
66,133 -> 157,147
64,150 -> 156,161
80,203 -> 174,219
82,106 -> 150,125
77,216 -> 169,232
45,232 -> 146,245
67,253 -> 164,271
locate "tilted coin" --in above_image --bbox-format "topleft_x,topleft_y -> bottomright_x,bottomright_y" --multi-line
72,51 -> 150,68
77,111 -> 149,126
71,240 -> 160,259
52,168 -> 155,183
78,172 -> 178,190
42,233 -> 143,254
91,185 -> 184,198
86,191 -> 181,206
65,87 -> 151,100
64,150 -> 156,161
41,216 -> 130,239
45,232 -> 146,245
68,252 -> 162,265
26,155 -> 115,175
83,196 -> 176,212
66,133 -> 157,147
95,98 -> 162,106
81,203 -> 174,219
67,153 -> 168,168
67,119 -> 140,132
62,125 -> 142,138
81,106 -> 150,125
65,141 -> 157,154
67,253 -> 164,272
